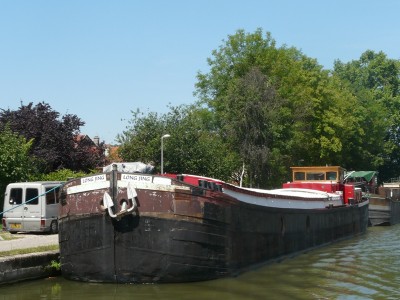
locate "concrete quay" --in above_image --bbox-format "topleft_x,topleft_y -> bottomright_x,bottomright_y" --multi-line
0,233 -> 60,285
0,250 -> 60,285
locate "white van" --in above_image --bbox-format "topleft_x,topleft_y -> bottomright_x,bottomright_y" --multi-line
2,181 -> 64,234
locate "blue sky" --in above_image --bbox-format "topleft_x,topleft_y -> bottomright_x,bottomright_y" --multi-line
1,0 -> 399,144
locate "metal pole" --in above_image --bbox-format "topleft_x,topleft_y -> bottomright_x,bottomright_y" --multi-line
161,134 -> 170,174
161,137 -> 164,174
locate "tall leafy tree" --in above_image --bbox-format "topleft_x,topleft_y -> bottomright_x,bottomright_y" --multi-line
0,126 -> 33,209
117,105 -> 240,181
334,50 -> 400,180
117,109 -> 165,164
162,105 -> 240,180
0,102 -> 105,173
195,29 -> 362,186
118,30 -> 400,187
222,67 -> 290,187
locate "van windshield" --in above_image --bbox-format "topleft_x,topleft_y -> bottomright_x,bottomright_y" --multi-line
26,188 -> 39,205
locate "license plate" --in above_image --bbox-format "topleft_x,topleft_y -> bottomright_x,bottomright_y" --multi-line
10,223 -> 22,229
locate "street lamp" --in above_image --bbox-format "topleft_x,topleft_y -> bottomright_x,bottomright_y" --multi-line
161,134 -> 171,174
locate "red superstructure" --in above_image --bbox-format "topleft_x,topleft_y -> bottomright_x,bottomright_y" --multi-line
163,173 -> 223,190
282,166 -> 362,204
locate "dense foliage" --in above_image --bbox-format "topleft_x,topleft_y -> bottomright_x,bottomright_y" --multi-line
118,29 -> 400,187
0,102 -> 105,174
333,50 -> 400,181
2,29 -> 399,189
0,126 -> 33,208
194,29 -> 376,186
30,168 -> 90,182
117,106 -> 240,180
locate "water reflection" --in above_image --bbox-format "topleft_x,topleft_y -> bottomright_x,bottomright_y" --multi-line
1,226 -> 400,300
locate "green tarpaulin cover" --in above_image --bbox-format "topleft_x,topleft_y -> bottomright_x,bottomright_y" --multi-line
346,171 -> 377,182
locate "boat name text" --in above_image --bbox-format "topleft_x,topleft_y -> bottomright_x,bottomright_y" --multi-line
121,174 -> 152,182
81,174 -> 107,185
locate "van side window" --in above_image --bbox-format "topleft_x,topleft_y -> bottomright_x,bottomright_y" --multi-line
46,187 -> 59,205
26,188 -> 39,205
10,188 -> 23,205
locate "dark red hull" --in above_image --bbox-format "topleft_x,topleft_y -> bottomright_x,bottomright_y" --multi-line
59,171 -> 369,283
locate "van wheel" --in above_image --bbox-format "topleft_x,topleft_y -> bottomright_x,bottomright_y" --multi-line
50,221 -> 58,234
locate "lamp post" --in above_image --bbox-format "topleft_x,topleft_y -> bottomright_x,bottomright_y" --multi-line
161,134 -> 171,174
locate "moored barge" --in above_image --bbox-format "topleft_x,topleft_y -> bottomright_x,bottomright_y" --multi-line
58,163 -> 369,283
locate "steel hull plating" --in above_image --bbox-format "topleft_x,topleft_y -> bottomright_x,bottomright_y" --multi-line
59,173 -> 369,283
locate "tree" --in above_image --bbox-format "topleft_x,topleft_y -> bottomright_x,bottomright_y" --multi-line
333,50 -> 400,180
30,168 -> 89,181
117,109 -> 165,164
117,105 -> 240,181
221,67 -> 290,187
195,29 -> 363,186
0,102 -> 105,173
162,105 -> 240,180
0,126 -> 33,209
117,30 -> 400,186
70,134 -> 106,173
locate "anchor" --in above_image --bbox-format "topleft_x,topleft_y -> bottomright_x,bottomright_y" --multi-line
103,182 -> 137,220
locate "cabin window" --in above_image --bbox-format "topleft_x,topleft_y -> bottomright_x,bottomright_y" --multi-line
294,172 -> 305,180
326,172 -> 337,180
306,172 -> 325,180
10,188 -> 23,205
25,188 -> 39,205
46,187 -> 60,205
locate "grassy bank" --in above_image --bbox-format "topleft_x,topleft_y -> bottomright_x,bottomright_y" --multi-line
0,244 -> 59,257
0,226 -> 59,257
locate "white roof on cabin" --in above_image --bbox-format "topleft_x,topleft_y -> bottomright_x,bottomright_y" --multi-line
245,187 -> 341,200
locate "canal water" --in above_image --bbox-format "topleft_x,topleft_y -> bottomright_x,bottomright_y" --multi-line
1,225 -> 400,299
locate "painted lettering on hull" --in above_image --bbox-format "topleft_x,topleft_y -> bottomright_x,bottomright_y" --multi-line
121,174 -> 152,182
81,174 -> 107,185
